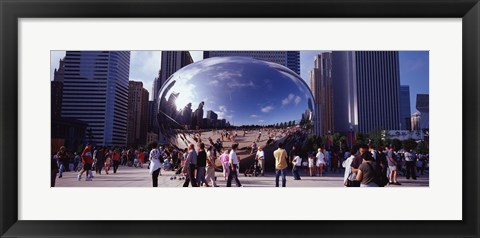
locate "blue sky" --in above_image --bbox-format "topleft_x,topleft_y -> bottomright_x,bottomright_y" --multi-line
51,50 -> 428,114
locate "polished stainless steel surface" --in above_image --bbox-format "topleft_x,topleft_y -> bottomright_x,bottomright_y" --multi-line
157,57 -> 314,146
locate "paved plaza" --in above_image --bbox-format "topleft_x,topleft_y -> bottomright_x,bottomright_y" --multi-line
54,165 -> 429,187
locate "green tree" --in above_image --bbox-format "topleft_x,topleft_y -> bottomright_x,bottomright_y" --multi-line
416,141 -> 429,154
403,139 -> 418,151
391,139 -> 402,151
356,132 -> 367,145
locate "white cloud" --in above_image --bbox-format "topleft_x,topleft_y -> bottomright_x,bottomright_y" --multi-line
208,79 -> 219,86
214,71 -> 242,81
261,106 -> 274,113
294,96 -> 301,105
216,105 -> 233,120
282,93 -> 295,105
250,114 -> 259,118
228,79 -> 254,89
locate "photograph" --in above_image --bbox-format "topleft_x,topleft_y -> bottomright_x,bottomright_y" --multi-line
1,0 -> 478,236
50,50 -> 429,188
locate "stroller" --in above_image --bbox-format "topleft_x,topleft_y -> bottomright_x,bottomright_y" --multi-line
244,160 -> 260,177
170,165 -> 186,180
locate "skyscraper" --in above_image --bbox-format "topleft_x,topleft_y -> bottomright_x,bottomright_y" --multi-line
399,85 -> 412,130
51,58 -> 65,119
309,52 -> 333,136
152,69 -> 161,101
332,51 -> 401,133
127,81 -> 149,146
159,51 -> 194,90
416,94 -> 429,130
61,51 -> 130,146
147,100 -> 155,132
206,110 -> 218,120
203,51 -> 300,75
152,51 -> 193,140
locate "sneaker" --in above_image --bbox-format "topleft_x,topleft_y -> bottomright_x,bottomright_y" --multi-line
394,181 -> 402,185
77,174 -> 81,181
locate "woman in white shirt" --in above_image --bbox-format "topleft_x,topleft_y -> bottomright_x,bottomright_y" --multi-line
343,149 -> 356,186
292,154 -> 302,180
149,143 -> 161,187
316,148 -> 326,176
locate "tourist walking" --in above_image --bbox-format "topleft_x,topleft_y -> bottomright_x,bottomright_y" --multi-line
292,153 -> 302,180
56,146 -> 68,178
387,146 -> 401,185
376,146 -> 388,178
343,149 -> 356,186
149,142 -> 161,187
227,143 -> 242,187
206,146 -> 218,187
316,148 -> 326,176
404,149 -> 417,180
183,144 -> 198,187
273,143 -> 288,187
77,144 -> 93,181
256,147 -> 265,176
196,143 -> 209,187
104,149 -> 112,174
219,150 -> 230,180
112,148 -> 121,173
94,147 -> 105,175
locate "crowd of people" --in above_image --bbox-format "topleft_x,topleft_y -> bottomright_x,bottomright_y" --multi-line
51,128 -> 428,188
343,144 -> 429,187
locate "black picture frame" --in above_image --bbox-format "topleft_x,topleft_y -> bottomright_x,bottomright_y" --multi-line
1,0 -> 478,237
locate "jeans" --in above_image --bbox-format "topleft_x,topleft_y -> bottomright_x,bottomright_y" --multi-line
152,168 -> 160,187
227,164 -> 242,187
58,161 -> 64,177
292,165 -> 301,180
183,165 -> 197,187
275,168 -> 287,187
113,160 -> 120,173
360,182 -> 378,187
257,159 -> 265,175
196,166 -> 207,185
405,161 -> 417,179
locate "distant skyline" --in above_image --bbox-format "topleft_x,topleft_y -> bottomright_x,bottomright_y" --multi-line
51,50 -> 428,114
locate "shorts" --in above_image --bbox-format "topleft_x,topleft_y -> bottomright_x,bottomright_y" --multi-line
389,165 -> 397,171
83,163 -> 92,170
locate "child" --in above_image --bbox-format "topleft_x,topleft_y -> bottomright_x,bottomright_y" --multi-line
308,154 -> 314,177
104,155 -> 112,174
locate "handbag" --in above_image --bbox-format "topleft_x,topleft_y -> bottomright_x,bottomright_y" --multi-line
344,172 -> 360,187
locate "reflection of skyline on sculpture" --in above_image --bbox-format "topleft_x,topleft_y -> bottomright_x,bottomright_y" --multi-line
157,57 -> 315,144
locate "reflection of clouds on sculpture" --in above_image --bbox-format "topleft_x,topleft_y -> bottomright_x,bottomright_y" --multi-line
261,105 -> 274,113
157,56 -> 315,146
281,93 -> 302,106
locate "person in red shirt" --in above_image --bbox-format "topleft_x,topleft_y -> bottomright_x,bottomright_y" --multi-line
138,149 -> 145,168
78,144 -> 93,181
112,147 -> 121,174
